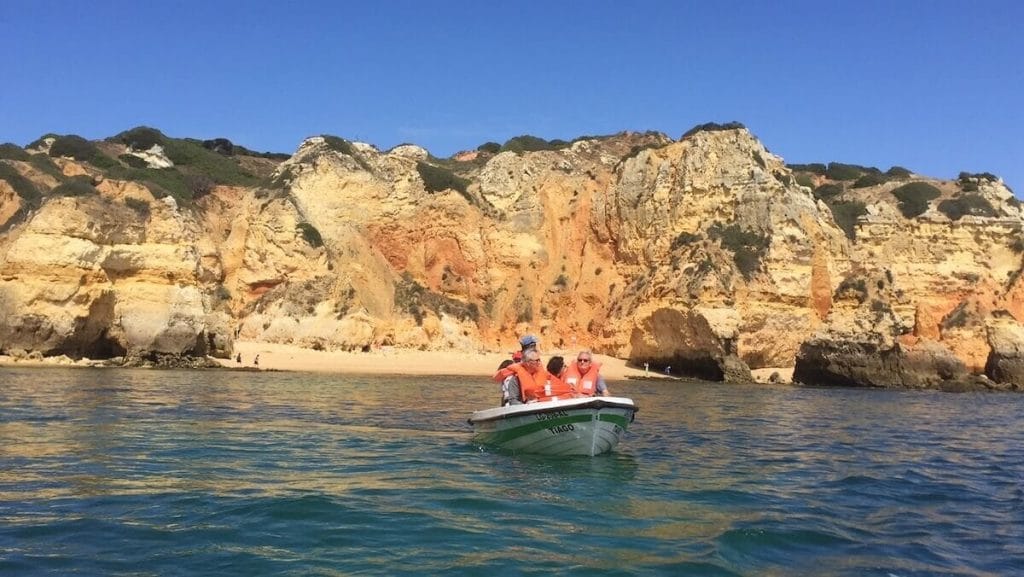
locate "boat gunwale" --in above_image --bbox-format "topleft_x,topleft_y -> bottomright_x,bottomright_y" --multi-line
468,396 -> 638,425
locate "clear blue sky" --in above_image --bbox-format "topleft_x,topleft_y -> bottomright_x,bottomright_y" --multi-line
2,1 -> 1021,191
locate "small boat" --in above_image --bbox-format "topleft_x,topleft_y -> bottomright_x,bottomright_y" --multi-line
468,396 -> 638,456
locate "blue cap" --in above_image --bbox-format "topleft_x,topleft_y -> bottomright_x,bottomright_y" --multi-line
519,334 -> 538,349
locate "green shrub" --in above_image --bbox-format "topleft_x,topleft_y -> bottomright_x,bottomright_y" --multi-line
268,166 -> 294,189
296,222 -> 324,248
104,165 -> 191,202
28,154 -> 64,179
119,154 -> 149,169
477,141 -> 501,154
116,126 -> 164,151
417,161 -> 470,196
621,142 -> 664,163
395,272 -> 479,324
891,182 -> 941,218
959,180 -> 979,192
938,194 -> 996,220
681,121 -> 745,139
812,183 -> 843,201
0,162 -> 41,204
852,172 -> 888,188
835,276 -> 868,304
321,135 -> 358,156
1011,238 -> 1024,253
886,166 -> 912,178
828,200 -> 867,240
319,135 -> 372,171
232,145 -> 290,160
500,135 -> 559,154
89,153 -> 119,170
186,174 -> 215,198
51,176 -> 97,197
671,231 -> 701,250
160,138 -> 261,186
27,133 -> 60,149
958,171 -> 998,183
0,143 -> 30,161
826,162 -> 876,181
787,163 -> 827,175
795,173 -> 815,188
707,223 -> 769,279
49,135 -> 99,161
941,302 -> 970,330
124,197 -> 151,217
202,138 -> 234,155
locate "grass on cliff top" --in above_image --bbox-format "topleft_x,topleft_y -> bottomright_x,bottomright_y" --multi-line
62,127 -> 263,202
681,121 -> 746,139
789,162 -> 912,184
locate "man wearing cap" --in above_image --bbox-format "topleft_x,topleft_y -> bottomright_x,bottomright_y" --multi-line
519,334 -> 539,352
492,334 -> 538,383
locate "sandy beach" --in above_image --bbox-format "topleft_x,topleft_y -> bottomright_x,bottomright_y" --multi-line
0,340 -> 794,383
218,341 -> 656,380
217,342 -> 793,383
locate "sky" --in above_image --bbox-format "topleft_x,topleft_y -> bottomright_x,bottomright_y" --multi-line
2,1 -> 1021,191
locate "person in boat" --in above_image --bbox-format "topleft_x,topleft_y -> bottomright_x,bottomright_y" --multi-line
492,334 -> 539,383
546,355 -> 566,379
519,334 -> 539,352
563,350 -> 610,397
500,349 -> 573,405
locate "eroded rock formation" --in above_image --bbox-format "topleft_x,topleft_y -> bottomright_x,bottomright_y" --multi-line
2,126 -> 1023,388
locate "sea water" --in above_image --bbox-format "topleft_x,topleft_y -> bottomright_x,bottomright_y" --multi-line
0,367 -> 1021,576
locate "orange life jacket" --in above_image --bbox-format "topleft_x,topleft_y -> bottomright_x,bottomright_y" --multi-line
563,360 -> 603,396
493,363 -> 518,383
509,364 -> 574,402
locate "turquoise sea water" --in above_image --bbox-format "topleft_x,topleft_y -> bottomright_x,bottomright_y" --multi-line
0,367 -> 1021,576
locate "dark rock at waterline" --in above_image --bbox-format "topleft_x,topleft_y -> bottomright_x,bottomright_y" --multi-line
120,354 -> 224,369
985,317 -> 1024,387
793,338 -> 970,390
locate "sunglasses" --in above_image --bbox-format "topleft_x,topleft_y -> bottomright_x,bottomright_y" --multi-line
577,358 -> 591,363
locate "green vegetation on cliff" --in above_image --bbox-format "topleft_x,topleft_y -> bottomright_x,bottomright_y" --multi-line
938,194 -> 997,220
0,162 -> 41,204
395,272 -> 479,325
707,223 -> 769,279
891,182 -> 941,218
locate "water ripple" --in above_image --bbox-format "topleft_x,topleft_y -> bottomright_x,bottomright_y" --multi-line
0,368 -> 1022,576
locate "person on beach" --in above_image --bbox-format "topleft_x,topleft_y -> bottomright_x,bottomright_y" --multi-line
254,354 -> 260,368
563,350 -> 610,397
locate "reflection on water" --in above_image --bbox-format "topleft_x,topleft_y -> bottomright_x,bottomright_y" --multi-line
1,367 -> 1023,576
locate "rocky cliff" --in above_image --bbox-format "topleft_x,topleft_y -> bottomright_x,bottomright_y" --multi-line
1,126 -> 1021,389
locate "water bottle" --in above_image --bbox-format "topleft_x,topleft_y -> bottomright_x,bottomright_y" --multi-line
544,379 -> 552,397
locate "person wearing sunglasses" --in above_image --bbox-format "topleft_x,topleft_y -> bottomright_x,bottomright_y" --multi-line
563,350 -> 610,397
500,349 -> 573,405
